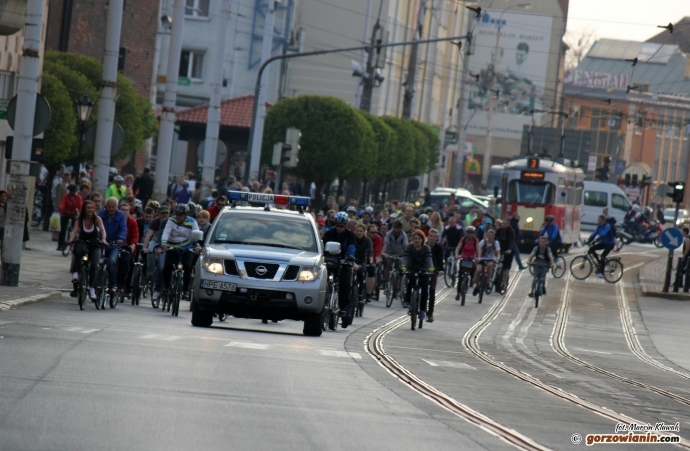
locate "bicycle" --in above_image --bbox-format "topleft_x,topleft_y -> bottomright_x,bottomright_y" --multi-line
530,263 -> 549,308
148,245 -> 162,309
95,242 -> 120,310
129,243 -> 145,306
383,256 -> 402,308
569,243 -> 623,283
403,270 -> 431,331
322,255 -> 341,331
162,248 -> 193,317
476,258 -> 495,304
115,245 -> 132,305
73,239 -> 101,310
61,215 -> 76,257
443,248 -> 457,288
354,262 -> 368,317
341,260 -> 358,328
488,255 -> 505,295
529,254 -> 565,279
457,258 -> 475,306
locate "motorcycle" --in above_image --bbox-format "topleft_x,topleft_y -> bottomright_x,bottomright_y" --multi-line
619,221 -> 663,248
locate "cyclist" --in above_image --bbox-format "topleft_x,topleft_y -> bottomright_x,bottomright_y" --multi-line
106,175 -> 126,202
586,214 -> 616,278
137,207 -> 154,244
381,220 -> 408,298
401,230 -> 434,317
367,224 -> 383,300
527,235 -> 555,298
441,215 -> 463,261
97,197 -> 127,294
322,212 -> 356,324
143,205 -> 170,302
353,224 -> 374,303
474,228 -> 500,296
118,202 -> 139,296
539,215 -> 562,259
427,228 -> 444,322
495,219 -> 516,289
57,183 -> 82,252
454,226 -> 479,300
418,213 -> 430,236
66,200 -> 107,300
160,204 -> 202,301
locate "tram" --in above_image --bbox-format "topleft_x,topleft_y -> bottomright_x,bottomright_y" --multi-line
501,157 -> 584,252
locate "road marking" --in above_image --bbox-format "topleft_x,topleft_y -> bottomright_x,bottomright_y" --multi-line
572,348 -> 611,355
0,321 -> 13,325
225,341 -> 270,350
386,345 -> 464,355
422,359 -> 476,370
320,350 -> 361,359
140,334 -> 181,341
140,334 -> 159,339
63,326 -> 83,332
80,329 -> 99,334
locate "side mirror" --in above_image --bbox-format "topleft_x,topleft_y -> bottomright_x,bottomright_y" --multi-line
191,230 -> 204,243
325,241 -> 341,255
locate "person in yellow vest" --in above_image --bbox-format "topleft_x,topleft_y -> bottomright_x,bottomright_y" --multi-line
106,175 -> 126,202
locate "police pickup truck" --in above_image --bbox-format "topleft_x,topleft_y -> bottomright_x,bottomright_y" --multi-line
192,191 -> 327,336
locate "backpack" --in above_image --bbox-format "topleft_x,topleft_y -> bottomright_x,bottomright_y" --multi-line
606,216 -> 616,227
605,224 -> 616,241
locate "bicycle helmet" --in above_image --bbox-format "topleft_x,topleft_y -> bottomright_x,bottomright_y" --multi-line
644,206 -> 653,216
451,205 -> 461,211
67,183 -> 78,192
465,226 -> 476,234
174,204 -> 189,215
187,202 -> 197,214
419,213 -> 429,224
147,200 -> 160,210
346,205 -> 357,213
545,215 -> 554,221
181,180 -> 189,187
114,175 -> 124,182
365,205 -> 374,214
632,204 -> 641,212
134,199 -> 142,209
334,212 -> 349,224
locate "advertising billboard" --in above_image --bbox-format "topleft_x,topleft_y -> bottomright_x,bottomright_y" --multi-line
466,11 -> 553,140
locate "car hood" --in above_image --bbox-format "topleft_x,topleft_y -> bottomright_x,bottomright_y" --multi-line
205,243 -> 321,265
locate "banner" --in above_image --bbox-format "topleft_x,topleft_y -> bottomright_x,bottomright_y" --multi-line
466,11 -> 553,139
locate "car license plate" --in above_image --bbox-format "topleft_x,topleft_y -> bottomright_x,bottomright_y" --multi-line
200,280 -> 237,292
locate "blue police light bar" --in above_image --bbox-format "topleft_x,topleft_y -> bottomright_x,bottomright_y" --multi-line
227,190 -> 310,207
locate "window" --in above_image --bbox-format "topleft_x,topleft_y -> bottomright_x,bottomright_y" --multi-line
612,193 -> 630,212
211,214 -> 318,252
507,181 -> 555,205
179,50 -> 204,80
584,190 -> 607,207
591,108 -> 601,129
118,47 -> 126,72
185,0 -> 209,17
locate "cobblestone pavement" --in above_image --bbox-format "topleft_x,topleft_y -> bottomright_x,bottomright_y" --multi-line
639,255 -> 690,300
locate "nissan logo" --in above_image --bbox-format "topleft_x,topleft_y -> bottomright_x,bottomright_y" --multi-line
255,265 -> 268,276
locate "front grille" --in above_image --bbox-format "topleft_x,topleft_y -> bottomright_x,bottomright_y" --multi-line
244,262 -> 279,279
283,265 -> 300,280
224,260 -> 239,276
221,289 -> 289,301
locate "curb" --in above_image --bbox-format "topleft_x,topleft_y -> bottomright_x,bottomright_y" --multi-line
0,291 -> 63,311
638,258 -> 690,301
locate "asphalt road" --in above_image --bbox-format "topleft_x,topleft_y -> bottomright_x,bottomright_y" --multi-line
1,240 -> 688,451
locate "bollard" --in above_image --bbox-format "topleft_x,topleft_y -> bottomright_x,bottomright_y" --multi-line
673,257 -> 682,292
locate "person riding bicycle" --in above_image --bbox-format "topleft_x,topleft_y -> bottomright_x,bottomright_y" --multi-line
539,215 -> 562,259
353,223 -> 374,303
322,212 -> 356,323
441,215 -> 463,261
401,230 -> 434,319
97,197 -> 128,294
587,214 -> 616,278
454,226 -> 479,300
527,235 -> 555,298
58,183 -> 83,252
418,213 -> 430,236
118,202 -> 140,296
160,204 -> 202,301
381,220 -> 408,298
474,228 -> 500,296
67,200 -> 107,300
427,228 -> 444,322
142,205 -> 170,302
495,219 -> 516,290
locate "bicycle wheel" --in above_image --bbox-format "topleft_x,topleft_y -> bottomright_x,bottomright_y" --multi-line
528,264 -> 535,276
97,269 -> 108,310
603,258 -> 624,283
385,273 -> 396,308
534,278 -> 540,308
131,267 -> 142,306
478,274 -> 485,304
172,274 -> 182,316
62,242 -> 72,257
551,256 -> 566,279
654,236 -> 663,248
78,271 -> 87,311
409,291 -> 418,331
460,275 -> 467,306
569,256 -> 593,280
444,259 -> 454,288
109,288 -> 119,309
328,293 -> 339,331
614,236 -> 624,252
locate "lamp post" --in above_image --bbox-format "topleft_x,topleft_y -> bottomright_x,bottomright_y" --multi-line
75,94 -> 94,176
481,2 -> 531,187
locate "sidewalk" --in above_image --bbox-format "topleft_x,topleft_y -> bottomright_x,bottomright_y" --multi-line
1,229 -> 72,310
638,256 -> 690,300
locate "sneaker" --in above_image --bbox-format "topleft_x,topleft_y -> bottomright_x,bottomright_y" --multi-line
427,314 -> 434,323
70,291 -> 77,298
528,291 -> 534,298
402,301 -> 410,308
455,293 -> 460,300
89,288 -> 97,299
472,287 -> 479,296
542,287 -> 546,295
419,311 -> 426,320
152,291 -> 161,300
182,294 -> 189,301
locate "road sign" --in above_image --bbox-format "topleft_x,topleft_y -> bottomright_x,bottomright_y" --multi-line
444,130 -> 457,146
178,77 -> 191,86
587,155 -> 597,172
0,99 -> 9,119
85,121 -> 125,157
197,139 -> 228,167
7,94 -> 51,136
660,227 -> 683,250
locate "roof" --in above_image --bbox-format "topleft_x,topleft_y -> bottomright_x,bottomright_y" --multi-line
175,95 -> 273,128
646,17 -> 690,53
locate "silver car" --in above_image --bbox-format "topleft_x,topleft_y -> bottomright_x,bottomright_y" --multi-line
192,204 -> 327,336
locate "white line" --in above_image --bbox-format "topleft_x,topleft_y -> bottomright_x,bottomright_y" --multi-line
140,334 -> 160,339
225,341 -> 269,349
80,329 -> 99,334
63,326 -> 82,332
421,359 -> 438,366
572,348 -> 611,355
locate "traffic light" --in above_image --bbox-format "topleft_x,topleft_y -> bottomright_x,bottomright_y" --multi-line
595,157 -> 611,181
667,182 -> 686,204
625,174 -> 631,186
284,127 -> 301,168
640,175 -> 652,188
632,174 -> 638,187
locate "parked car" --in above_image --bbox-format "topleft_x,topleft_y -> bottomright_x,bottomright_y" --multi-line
663,208 -> 690,226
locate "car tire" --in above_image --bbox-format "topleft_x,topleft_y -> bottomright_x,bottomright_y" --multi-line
191,304 -> 213,327
303,312 -> 323,337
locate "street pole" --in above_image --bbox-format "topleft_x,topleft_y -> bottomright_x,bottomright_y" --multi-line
153,0 -> 186,202
1,0 -> 44,286
243,35 -> 469,184
359,21 -> 379,113
452,9 -> 474,188
245,0 -> 278,185
91,0 -> 124,196
145,0 -> 167,168
401,0 -> 426,120
437,4 -> 460,187
201,0 -> 231,199
355,0 -> 374,109
662,202 -> 680,293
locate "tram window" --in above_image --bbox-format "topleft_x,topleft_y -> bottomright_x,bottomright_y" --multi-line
507,181 -> 555,204
612,193 -> 630,212
584,190 -> 608,207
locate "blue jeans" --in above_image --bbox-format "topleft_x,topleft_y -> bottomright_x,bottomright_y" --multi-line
105,246 -> 120,289
513,244 -> 525,269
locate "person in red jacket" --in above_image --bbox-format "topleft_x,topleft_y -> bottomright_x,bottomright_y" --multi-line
118,202 -> 139,294
206,195 -> 227,222
367,224 -> 383,300
58,184 -> 83,251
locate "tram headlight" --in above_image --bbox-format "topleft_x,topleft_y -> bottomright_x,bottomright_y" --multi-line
525,217 -> 534,224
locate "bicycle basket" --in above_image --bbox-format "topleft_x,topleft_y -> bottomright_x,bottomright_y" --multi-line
460,260 -> 474,269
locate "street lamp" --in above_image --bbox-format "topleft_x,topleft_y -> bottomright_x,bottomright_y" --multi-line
481,2 -> 532,187
75,94 -> 94,175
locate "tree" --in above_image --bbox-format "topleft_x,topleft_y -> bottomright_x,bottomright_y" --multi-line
40,72 -> 78,170
379,116 -> 416,180
410,120 -> 440,172
564,28 -> 597,70
261,95 -> 375,199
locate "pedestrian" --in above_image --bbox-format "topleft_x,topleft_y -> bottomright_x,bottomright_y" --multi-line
168,175 -> 185,201
52,172 -> 71,241
173,180 -> 192,204
133,168 -> 154,208
0,189 -> 7,239
58,184 -> 83,251
124,174 -> 134,190
510,212 -> 526,270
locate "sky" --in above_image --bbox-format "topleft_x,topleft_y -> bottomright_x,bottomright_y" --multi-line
566,0 -> 689,41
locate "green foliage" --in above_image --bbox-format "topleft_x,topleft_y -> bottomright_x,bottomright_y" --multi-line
357,111 -> 395,181
380,116 -> 417,179
410,120 -> 441,171
40,51 -> 155,170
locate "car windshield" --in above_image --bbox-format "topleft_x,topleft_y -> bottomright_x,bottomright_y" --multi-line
210,213 -> 318,252
665,208 -> 688,218
507,181 -> 555,205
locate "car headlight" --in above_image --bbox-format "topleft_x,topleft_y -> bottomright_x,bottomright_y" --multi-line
298,266 -> 321,282
204,258 -> 224,275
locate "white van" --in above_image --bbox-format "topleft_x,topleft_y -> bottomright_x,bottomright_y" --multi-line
581,181 -> 631,231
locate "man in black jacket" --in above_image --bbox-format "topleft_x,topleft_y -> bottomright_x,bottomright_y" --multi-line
427,229 -> 444,323
495,219 -> 516,288
509,212 -> 526,270
133,168 -> 154,208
